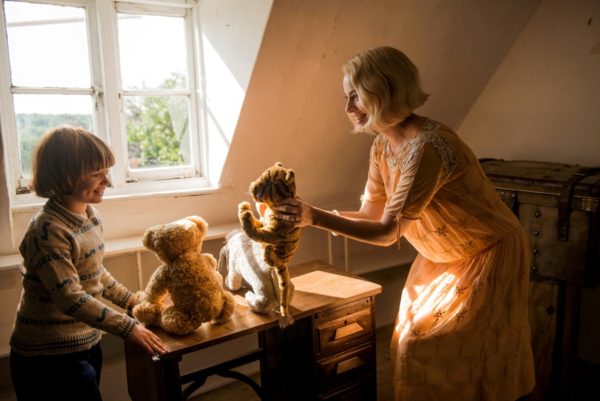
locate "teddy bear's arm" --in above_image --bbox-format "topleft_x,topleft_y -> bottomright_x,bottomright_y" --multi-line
141,265 -> 170,304
201,253 -> 218,270
238,202 -> 279,244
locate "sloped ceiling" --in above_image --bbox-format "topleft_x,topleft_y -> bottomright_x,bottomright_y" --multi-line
224,0 -> 541,209
7,0 -> 542,244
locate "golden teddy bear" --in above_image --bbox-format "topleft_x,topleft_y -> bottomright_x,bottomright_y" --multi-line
133,216 -> 235,336
238,162 -> 301,328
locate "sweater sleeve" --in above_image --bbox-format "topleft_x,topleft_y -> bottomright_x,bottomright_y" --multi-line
100,266 -> 135,309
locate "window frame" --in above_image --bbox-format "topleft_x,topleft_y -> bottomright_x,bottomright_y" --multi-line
0,0 -> 210,207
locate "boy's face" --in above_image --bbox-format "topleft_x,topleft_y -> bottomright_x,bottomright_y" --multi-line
61,168 -> 110,213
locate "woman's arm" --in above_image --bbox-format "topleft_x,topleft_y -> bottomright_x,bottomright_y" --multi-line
274,198 -> 414,247
336,200 -> 384,220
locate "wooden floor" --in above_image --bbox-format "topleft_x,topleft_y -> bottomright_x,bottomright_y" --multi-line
192,324 -> 395,401
193,323 -> 600,401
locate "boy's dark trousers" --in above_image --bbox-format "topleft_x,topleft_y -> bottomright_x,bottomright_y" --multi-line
10,343 -> 103,401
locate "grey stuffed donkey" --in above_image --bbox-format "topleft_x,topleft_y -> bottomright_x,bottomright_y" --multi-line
217,229 -> 294,314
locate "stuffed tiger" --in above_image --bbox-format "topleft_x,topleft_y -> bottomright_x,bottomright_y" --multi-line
238,162 -> 300,328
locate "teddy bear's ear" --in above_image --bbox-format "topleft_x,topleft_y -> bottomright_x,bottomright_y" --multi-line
186,215 -> 208,236
142,228 -> 157,252
274,162 -> 283,168
285,168 -> 295,183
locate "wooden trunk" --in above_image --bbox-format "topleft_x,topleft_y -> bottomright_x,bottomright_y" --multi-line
480,159 -> 600,401
480,159 -> 600,286
527,280 -> 558,401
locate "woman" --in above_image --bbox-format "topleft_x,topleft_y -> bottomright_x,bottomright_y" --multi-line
275,47 -> 535,400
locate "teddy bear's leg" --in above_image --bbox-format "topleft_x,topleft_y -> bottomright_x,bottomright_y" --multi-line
213,291 -> 235,324
160,305 -> 200,336
245,291 -> 275,314
271,262 -> 295,328
263,246 -> 294,326
132,302 -> 163,327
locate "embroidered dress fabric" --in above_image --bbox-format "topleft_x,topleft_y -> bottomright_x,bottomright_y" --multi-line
363,120 -> 535,400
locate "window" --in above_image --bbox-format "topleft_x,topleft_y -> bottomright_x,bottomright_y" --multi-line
0,0 -> 207,200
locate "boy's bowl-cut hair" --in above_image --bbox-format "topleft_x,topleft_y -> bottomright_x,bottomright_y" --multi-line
32,126 -> 115,198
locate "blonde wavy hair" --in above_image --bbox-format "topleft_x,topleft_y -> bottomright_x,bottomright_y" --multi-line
343,46 -> 429,133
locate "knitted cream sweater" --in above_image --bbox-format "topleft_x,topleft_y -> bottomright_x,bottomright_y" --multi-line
10,199 -> 137,356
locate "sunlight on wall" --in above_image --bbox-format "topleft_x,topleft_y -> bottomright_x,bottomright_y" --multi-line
203,37 -> 245,144
196,0 -> 273,186
202,36 -> 245,185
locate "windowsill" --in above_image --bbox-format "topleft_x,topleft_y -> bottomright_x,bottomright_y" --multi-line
0,221 -> 240,271
11,177 -> 229,214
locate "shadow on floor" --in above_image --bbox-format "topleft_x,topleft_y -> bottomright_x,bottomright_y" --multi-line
193,324 -> 600,401
192,325 -> 394,401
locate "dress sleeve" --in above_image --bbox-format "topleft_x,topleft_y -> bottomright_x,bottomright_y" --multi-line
361,136 -> 387,205
384,140 -> 447,220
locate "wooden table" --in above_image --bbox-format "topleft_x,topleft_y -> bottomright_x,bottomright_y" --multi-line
125,260 -> 382,401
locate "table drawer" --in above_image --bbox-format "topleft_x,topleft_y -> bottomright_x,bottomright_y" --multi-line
315,307 -> 373,355
316,343 -> 375,393
315,297 -> 373,322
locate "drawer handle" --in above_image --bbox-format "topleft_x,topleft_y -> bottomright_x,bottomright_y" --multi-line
336,356 -> 365,375
333,322 -> 364,340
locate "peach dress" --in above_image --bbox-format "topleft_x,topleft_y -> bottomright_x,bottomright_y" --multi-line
362,119 -> 535,401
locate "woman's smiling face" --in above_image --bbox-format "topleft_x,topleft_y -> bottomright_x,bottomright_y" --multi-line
343,74 -> 368,131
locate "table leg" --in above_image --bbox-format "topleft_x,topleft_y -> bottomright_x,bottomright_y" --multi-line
259,316 -> 313,401
125,341 -> 182,401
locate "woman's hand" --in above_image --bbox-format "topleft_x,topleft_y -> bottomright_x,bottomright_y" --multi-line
128,323 -> 168,356
273,197 -> 314,227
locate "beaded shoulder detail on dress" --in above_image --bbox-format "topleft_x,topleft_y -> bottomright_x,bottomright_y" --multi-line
402,119 -> 458,176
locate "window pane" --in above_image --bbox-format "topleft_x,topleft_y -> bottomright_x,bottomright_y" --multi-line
5,2 -> 90,88
124,95 -> 191,169
118,14 -> 188,90
14,94 -> 94,176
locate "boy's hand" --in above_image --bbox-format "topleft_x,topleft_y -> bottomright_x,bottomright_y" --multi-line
128,323 -> 168,356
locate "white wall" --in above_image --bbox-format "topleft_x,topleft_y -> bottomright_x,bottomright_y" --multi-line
460,0 -> 600,363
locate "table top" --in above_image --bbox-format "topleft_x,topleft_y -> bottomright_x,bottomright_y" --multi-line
150,260 -> 382,360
